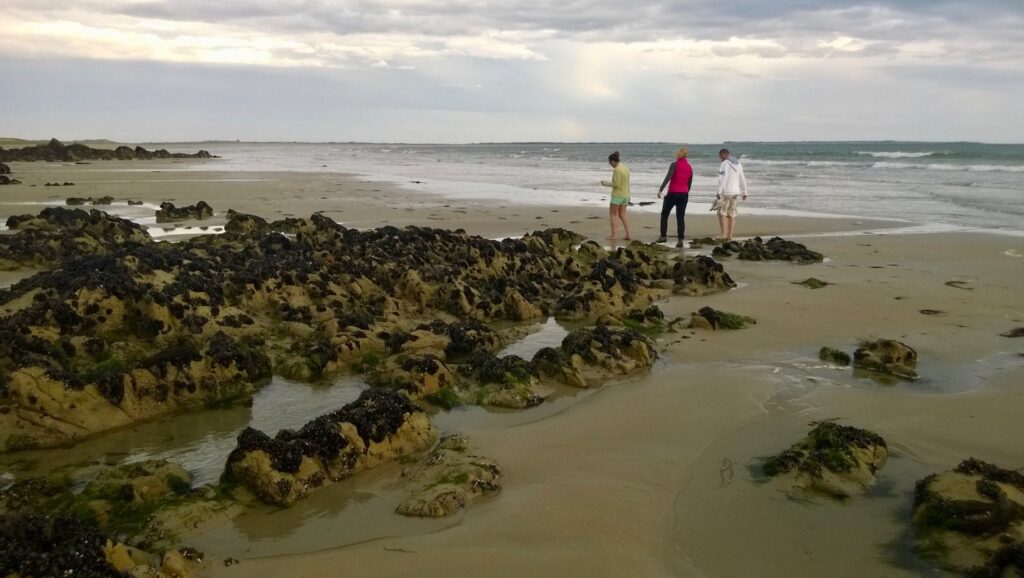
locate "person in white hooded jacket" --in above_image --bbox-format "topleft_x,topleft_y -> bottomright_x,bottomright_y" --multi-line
716,148 -> 748,240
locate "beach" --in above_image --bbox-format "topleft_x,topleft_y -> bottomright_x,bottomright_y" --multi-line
1,155 -> 1022,577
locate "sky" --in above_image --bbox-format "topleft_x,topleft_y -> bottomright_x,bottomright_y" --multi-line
1,0 -> 1022,143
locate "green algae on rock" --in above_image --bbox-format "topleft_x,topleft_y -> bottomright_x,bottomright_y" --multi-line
155,201 -> 214,223
795,277 -> 831,289
395,434 -> 501,518
853,339 -> 919,379
819,346 -> 852,366
912,458 -> 1024,576
224,388 -> 435,506
762,421 -> 888,498
690,307 -> 756,330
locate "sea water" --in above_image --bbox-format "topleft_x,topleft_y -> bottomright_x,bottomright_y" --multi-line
143,141 -> 1024,233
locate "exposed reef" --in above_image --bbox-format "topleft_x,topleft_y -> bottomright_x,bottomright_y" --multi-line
0,210 -> 703,449
0,138 -> 216,162
762,421 -> 888,498
913,458 -> 1024,576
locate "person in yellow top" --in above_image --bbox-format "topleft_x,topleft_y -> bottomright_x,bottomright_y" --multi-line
600,150 -> 632,241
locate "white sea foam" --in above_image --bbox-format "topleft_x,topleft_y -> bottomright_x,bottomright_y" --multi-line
872,162 -> 1024,173
857,151 -> 935,158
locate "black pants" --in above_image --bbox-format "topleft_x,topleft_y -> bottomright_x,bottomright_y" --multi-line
660,194 -> 689,239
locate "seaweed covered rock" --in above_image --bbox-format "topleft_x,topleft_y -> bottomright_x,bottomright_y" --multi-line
819,346 -> 852,366
713,236 -> 823,264
553,258 -> 658,319
224,388 -> 435,506
853,339 -> 918,379
0,139 -> 216,162
0,162 -> 9,174
1,513 -> 130,578
689,306 -> 756,330
796,277 -> 831,289
457,352 -> 542,408
531,346 -> 587,388
1,207 -> 150,269
912,458 -> 1024,576
557,324 -> 657,381
0,175 -> 19,186
672,255 -> 737,296
224,210 -> 269,236
366,353 -> 455,399
0,512 -> 199,578
598,304 -> 683,335
762,421 -> 888,498
0,210 -> 712,449
155,201 -> 214,223
1,332 -> 271,450
396,434 -> 501,518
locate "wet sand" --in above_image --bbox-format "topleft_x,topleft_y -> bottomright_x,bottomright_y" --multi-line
2,159 -> 1023,577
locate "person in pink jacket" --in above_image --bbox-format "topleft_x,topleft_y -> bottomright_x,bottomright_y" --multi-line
656,146 -> 693,247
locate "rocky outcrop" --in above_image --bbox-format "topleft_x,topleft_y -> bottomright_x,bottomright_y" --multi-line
763,421 -> 888,498
224,388 -> 435,506
155,201 -> 214,223
1,207 -> 150,270
689,307 -> 756,330
0,139 -> 217,162
366,353 -> 455,400
672,255 -> 736,296
0,162 -> 9,174
557,325 -> 659,383
795,277 -> 830,289
713,236 -> 824,264
1001,327 -> 1024,338
0,512 -> 201,578
0,209 -> 718,449
0,456 -> 223,577
819,346 -> 852,366
396,434 -> 501,518
912,458 -> 1024,576
599,305 -> 684,335
66,196 -> 113,206
457,352 -> 543,408
0,175 -> 20,186
853,339 -> 918,379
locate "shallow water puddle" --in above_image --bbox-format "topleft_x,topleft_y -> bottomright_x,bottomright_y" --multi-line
496,316 -> 570,359
0,376 -> 366,486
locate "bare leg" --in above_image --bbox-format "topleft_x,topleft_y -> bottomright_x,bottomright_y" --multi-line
618,205 -> 632,240
608,205 -> 618,239
717,213 -> 727,240
724,216 -> 736,240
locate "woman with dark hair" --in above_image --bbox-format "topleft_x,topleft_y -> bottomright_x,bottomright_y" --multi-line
656,146 -> 693,247
600,150 -> 632,241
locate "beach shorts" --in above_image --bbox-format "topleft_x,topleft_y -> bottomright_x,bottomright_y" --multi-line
610,197 -> 629,206
717,196 -> 739,217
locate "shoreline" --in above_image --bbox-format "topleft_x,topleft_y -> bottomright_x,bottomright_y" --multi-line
1,159 -> 1023,577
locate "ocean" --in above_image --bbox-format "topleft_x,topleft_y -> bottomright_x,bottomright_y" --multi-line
157,141 -> 1024,233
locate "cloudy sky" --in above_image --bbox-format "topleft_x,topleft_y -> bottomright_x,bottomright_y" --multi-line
1,0 -> 1022,142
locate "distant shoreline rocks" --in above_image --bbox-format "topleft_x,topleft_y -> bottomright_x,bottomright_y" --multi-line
0,138 -> 217,163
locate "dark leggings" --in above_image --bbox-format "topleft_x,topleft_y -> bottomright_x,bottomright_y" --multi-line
660,193 -> 689,239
